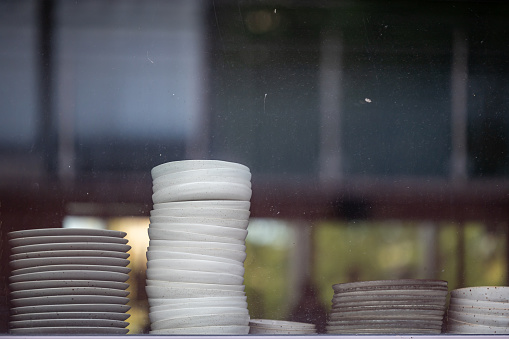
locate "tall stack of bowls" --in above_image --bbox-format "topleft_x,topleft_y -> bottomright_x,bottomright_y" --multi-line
446,286 -> 509,334
327,279 -> 448,334
146,160 -> 251,335
8,228 -> 131,335
249,319 -> 317,334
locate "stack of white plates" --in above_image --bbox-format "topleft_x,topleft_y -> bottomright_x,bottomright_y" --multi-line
327,279 -> 448,334
8,228 -> 131,335
146,160 -> 251,335
249,319 -> 316,334
446,286 -> 509,334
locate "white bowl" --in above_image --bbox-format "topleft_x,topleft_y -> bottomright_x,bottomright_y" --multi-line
151,160 -> 250,179
146,250 -> 241,265
149,306 -> 248,323
146,287 -> 245,300
152,182 -> 252,204
147,246 -> 246,263
150,313 -> 250,330
146,268 -> 244,285
153,200 -> 250,210
150,325 -> 250,335
146,258 -> 244,276
146,279 -> 244,291
148,215 -> 249,229
448,310 -> 509,327
451,286 -> 509,303
148,228 -> 245,245
148,239 -> 246,252
149,296 -> 247,311
149,207 -> 250,220
149,224 -> 248,240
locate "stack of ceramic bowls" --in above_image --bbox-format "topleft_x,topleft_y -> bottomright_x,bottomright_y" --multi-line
8,228 -> 131,335
249,319 -> 316,334
146,160 -> 251,335
446,286 -> 509,334
327,279 -> 448,334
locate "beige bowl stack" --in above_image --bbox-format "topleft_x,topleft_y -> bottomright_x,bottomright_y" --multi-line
146,160 -> 252,335
327,279 -> 448,334
446,286 -> 509,334
8,228 -> 131,335
249,319 -> 316,334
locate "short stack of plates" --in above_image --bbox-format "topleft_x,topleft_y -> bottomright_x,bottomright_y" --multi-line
446,286 -> 509,334
249,319 -> 316,334
8,228 -> 131,335
327,279 -> 448,334
146,160 -> 251,335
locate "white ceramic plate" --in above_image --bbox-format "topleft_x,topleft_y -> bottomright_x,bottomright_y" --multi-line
333,279 -> 448,292
153,167 -> 251,185
146,279 -> 245,291
8,228 -> 127,239
10,318 -> 129,329
148,228 -> 246,245
9,280 -> 129,292
146,287 -> 245,300
150,300 -> 248,313
152,182 -> 252,204
149,223 -> 248,240
451,286 -> 509,303
332,298 -> 445,308
10,249 -> 130,260
9,327 -> 129,335
10,295 -> 130,307
329,309 -> 445,320
10,242 -> 131,254
450,297 -> 509,310
11,264 -> 131,276
151,160 -> 250,179
153,200 -> 250,210
448,304 -> 509,316
326,327 -> 441,334
249,319 -> 316,329
150,325 -> 250,335
446,318 -> 509,334
332,289 -> 448,298
11,303 -> 131,315
9,270 -> 130,283
331,293 -> 447,304
150,313 -> 250,330
250,328 -> 317,334
10,287 -> 129,299
149,306 -> 248,323
146,250 -> 240,265
147,258 -> 244,276
149,239 -> 245,252
9,235 -> 128,248
149,207 -> 250,220
10,256 -> 130,270
153,177 -> 251,192
11,311 -> 131,321
146,267 -> 244,285
149,296 -> 247,311
148,215 -> 249,229
448,310 -> 509,327
147,246 -> 246,263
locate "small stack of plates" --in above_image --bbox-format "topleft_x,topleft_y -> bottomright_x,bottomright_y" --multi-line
8,228 -> 131,335
146,160 -> 251,335
446,286 -> 509,334
249,319 -> 316,334
327,279 -> 448,334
